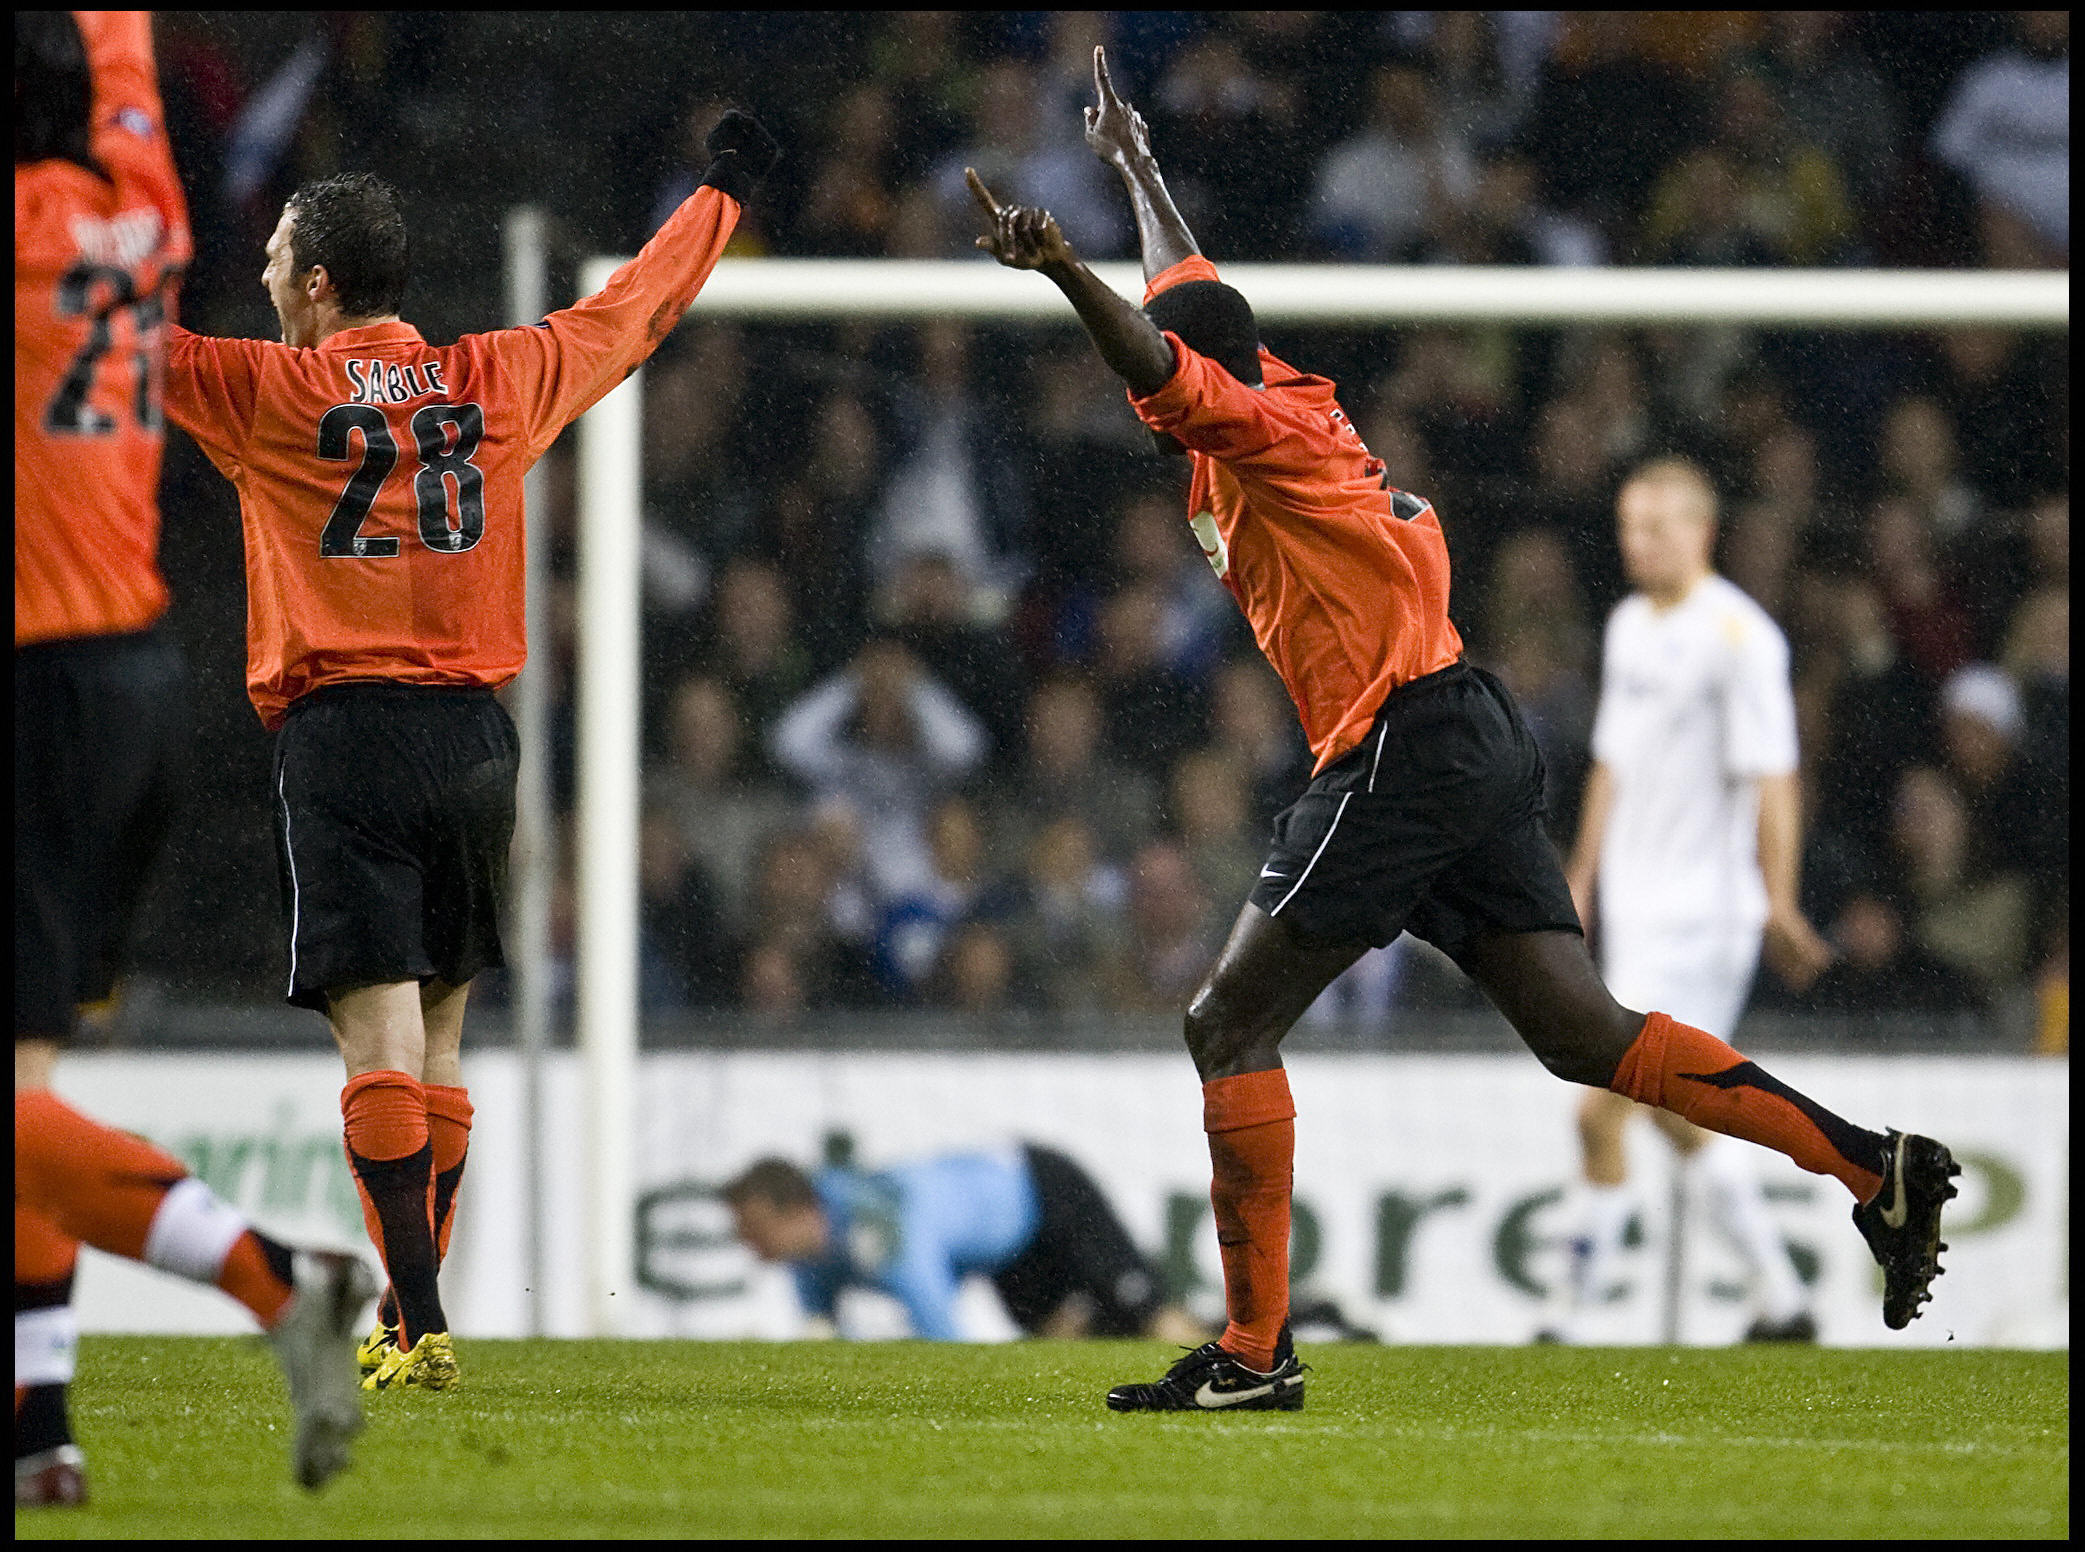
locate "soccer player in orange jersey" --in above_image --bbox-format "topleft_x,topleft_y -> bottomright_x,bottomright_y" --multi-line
15,11 -> 374,1503
971,48 -> 1959,1412
158,106 -> 779,1393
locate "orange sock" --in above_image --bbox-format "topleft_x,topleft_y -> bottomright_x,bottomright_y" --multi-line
1611,1011 -> 1888,1201
1203,1068 -> 1296,1373
342,1071 -> 445,1346
425,1084 -> 474,1263
215,1231 -> 295,1329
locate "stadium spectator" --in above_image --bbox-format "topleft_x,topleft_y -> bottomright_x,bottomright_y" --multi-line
1876,394 -> 1982,544
1640,67 -> 1856,266
1404,10 -> 1537,157
1019,341 -> 1155,596
1889,767 -> 2032,994
1867,496 -> 1976,680
1418,147 -> 1608,268
641,323 -> 756,570
1148,27 -> 1306,258
1091,583 -> 1212,783
871,794 -> 1012,1002
699,558 -> 817,775
723,1148 -> 1204,1342
981,672 -> 1159,870
1108,489 -> 1238,682
1203,655 -> 1314,830
1001,815 -> 1123,1017
770,636 -> 989,902
1474,528 -> 1598,844
1936,663 -> 2043,884
924,918 -> 1022,1017
1805,885 -> 1988,1015
1931,10 -> 2070,265
1095,840 -> 1219,1016
638,805 -> 734,1010
647,672 -> 796,933
1745,12 -> 1902,237
1926,330 -> 2069,516
1516,12 -> 1701,252
1800,569 -> 1942,874
928,59 -> 1127,259
738,827 -> 882,1014
1168,748 -> 1263,928
766,384 -> 886,670
794,82 -> 903,257
1308,60 -> 1478,263
870,320 -> 1034,602
880,550 -> 1031,768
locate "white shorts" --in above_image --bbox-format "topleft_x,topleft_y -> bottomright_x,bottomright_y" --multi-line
1600,920 -> 1762,1041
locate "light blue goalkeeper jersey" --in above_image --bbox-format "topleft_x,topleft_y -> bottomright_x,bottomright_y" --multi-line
790,1148 -> 1041,1339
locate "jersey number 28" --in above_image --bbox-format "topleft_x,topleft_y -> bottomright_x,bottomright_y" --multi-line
317,401 -> 487,558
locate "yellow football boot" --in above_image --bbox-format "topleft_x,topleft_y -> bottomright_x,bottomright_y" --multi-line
361,1330 -> 459,1392
355,1322 -> 397,1378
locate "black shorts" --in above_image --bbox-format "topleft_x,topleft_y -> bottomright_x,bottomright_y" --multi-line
991,1144 -> 1164,1337
273,683 -> 518,1012
16,628 -> 191,1041
1246,662 -> 1581,965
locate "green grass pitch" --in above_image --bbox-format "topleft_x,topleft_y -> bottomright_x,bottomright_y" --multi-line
18,1337 -> 2066,1539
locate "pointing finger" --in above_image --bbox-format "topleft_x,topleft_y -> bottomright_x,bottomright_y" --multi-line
1094,45 -> 1115,103
964,167 -> 1000,220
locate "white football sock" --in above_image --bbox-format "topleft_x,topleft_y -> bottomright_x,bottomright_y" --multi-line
1694,1137 -> 1807,1323
141,1176 -> 250,1285
15,1305 -> 79,1387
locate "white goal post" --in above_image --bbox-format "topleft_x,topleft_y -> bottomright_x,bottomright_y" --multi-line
512,235 -> 2067,1336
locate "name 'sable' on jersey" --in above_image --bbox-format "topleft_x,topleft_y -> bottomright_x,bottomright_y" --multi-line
15,11 -> 192,648
162,185 -> 743,727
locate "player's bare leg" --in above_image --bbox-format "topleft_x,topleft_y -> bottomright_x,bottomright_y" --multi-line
329,982 -> 457,1389
1182,904 -> 1366,1083
1463,928 -> 1956,1329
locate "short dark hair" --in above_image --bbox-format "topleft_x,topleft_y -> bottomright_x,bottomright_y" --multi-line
1144,280 -> 1263,388
15,11 -> 93,169
286,172 -> 409,318
721,1157 -> 818,1212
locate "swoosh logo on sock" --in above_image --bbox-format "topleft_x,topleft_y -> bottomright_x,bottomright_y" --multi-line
1879,1134 -> 1909,1229
1194,1378 -> 1280,1408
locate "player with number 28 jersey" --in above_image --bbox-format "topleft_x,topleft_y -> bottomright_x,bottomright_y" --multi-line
164,190 -> 736,729
157,109 -> 780,1393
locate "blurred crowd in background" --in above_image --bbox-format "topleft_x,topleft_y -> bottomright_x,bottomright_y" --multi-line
140,13 -> 2066,1037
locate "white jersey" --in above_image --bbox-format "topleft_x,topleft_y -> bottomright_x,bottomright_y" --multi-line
1590,574 -> 1797,939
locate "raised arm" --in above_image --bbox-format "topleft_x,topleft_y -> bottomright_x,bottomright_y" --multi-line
966,168 -> 1174,396
1083,46 -> 1200,284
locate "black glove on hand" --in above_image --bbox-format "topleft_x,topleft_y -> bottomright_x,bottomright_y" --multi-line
700,108 -> 779,205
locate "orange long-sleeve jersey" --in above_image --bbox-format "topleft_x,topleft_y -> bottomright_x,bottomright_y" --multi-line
164,186 -> 741,728
15,11 -> 192,647
1128,259 -> 1464,773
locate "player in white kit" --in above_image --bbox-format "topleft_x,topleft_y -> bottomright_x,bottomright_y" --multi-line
1545,457 -> 1834,1343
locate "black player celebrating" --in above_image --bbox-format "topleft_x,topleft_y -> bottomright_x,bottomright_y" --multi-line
969,48 -> 1959,1412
